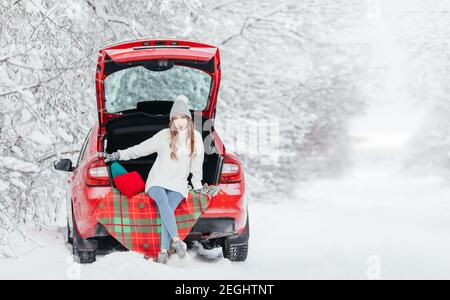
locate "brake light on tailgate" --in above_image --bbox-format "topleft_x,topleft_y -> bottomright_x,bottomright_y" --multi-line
220,154 -> 242,183
85,158 -> 111,186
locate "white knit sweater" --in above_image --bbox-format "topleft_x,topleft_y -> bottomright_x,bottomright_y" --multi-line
117,128 -> 204,199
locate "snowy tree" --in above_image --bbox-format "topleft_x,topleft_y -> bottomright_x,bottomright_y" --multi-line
186,0 -> 375,199
391,0 -> 450,176
0,0 -> 199,256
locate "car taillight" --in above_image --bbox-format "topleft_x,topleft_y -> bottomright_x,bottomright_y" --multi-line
85,158 -> 111,186
220,155 -> 242,183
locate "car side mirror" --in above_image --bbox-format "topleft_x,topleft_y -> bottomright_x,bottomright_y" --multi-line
54,159 -> 75,172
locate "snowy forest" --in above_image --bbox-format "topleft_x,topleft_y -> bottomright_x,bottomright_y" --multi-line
1,0 -> 450,279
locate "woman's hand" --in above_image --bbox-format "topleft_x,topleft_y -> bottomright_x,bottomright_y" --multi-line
97,151 -> 120,163
190,183 -> 206,194
193,187 -> 207,194
192,184 -> 220,197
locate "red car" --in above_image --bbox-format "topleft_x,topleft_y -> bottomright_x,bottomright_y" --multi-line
54,39 -> 249,264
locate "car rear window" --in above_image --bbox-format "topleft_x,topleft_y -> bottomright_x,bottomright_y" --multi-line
104,64 -> 212,113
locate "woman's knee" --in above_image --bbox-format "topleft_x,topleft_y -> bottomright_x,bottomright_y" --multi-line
167,191 -> 184,208
147,186 -> 165,201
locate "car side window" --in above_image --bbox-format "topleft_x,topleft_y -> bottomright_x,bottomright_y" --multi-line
76,128 -> 92,168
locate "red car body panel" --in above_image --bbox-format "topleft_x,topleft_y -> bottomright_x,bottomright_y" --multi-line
104,47 -> 216,63
69,40 -> 247,239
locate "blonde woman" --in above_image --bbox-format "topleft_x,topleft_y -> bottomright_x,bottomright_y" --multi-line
100,96 -> 207,264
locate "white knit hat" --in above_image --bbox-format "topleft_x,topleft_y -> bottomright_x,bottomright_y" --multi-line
170,95 -> 192,120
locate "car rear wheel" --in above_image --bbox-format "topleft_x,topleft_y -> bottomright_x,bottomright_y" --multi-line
222,214 -> 250,262
72,233 -> 97,264
71,204 -> 97,264
222,241 -> 248,261
67,220 -> 73,245
73,244 -> 96,264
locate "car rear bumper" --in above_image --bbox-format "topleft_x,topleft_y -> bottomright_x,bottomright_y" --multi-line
186,215 -> 250,244
92,215 -> 246,243
192,217 -> 235,233
186,217 -> 236,240
184,215 -> 249,244
92,216 -> 239,238
78,183 -> 247,239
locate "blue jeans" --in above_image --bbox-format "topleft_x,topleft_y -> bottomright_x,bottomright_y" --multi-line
147,186 -> 185,251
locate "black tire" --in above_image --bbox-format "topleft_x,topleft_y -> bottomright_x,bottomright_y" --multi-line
71,203 -> 97,264
222,214 -> 250,262
67,220 -> 73,245
222,241 -> 248,261
73,244 -> 96,264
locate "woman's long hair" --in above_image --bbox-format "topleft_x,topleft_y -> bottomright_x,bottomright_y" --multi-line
169,115 -> 196,160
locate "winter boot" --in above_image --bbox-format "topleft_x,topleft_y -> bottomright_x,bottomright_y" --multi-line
157,250 -> 169,264
171,239 -> 187,258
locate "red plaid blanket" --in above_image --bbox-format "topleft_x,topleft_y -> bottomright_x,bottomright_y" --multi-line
94,188 -> 215,258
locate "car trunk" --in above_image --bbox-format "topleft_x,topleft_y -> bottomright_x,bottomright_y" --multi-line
103,110 -> 223,189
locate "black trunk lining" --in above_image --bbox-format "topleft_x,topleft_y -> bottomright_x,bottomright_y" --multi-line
104,113 -> 221,186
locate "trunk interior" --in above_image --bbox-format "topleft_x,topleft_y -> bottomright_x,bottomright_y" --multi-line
103,112 -> 223,189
